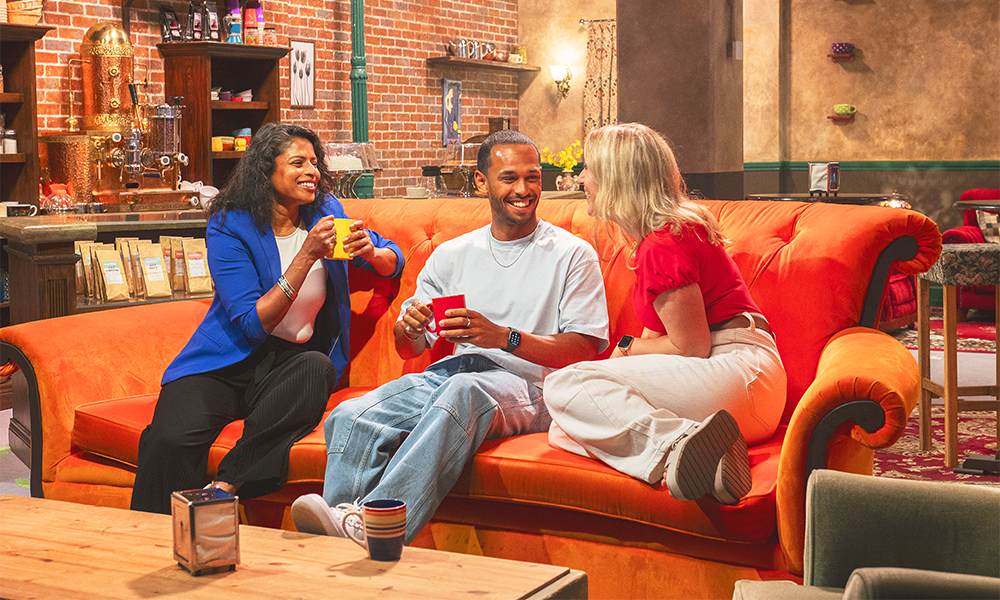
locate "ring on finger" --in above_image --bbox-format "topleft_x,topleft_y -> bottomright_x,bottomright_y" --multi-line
465,317 -> 472,328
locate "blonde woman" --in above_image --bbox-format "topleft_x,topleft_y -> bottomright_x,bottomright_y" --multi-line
543,123 -> 786,505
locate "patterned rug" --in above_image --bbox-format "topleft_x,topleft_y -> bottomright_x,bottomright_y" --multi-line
889,308 -> 996,353
874,407 -> 999,485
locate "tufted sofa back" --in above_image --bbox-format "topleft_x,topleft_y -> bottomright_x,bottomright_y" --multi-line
341,197 -> 941,424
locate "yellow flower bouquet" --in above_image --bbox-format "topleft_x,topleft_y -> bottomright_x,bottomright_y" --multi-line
541,140 -> 583,171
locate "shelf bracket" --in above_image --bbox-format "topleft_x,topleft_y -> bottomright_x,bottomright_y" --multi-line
122,0 -> 135,36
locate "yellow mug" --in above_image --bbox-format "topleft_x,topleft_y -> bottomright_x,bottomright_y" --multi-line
326,218 -> 355,260
211,137 -> 224,152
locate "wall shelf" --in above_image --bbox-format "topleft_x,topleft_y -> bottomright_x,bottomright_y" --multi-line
828,53 -> 855,63
157,42 -> 289,187
828,115 -> 855,124
426,56 -> 540,72
211,100 -> 271,110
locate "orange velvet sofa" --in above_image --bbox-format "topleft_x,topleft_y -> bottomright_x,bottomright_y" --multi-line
0,198 -> 941,600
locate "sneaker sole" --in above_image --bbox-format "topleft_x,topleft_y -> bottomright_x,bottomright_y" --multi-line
665,410 -> 740,501
712,433 -> 752,505
291,494 -> 341,536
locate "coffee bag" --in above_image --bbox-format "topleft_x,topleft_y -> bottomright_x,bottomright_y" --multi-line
95,249 -> 130,302
183,238 -> 213,294
138,242 -> 172,298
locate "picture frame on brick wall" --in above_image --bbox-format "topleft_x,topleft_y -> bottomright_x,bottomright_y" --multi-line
442,78 -> 462,146
290,39 -> 315,109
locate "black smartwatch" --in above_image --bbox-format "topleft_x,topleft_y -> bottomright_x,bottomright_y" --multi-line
617,335 -> 635,356
503,328 -> 521,353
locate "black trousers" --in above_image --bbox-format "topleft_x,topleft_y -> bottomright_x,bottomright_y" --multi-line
130,337 -> 335,514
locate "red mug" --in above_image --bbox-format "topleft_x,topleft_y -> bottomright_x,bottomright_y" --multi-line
425,294 -> 466,332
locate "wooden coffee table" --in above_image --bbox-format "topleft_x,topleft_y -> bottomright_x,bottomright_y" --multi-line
0,496 -> 587,599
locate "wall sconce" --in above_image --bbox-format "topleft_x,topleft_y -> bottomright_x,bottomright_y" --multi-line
549,65 -> 572,98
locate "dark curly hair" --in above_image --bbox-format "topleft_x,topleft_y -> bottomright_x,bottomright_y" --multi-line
210,122 -> 336,231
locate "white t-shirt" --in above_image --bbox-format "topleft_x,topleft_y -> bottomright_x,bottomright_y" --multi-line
399,220 -> 610,386
273,226 -> 327,343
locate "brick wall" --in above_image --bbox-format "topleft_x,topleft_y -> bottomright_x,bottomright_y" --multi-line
34,0 -> 521,197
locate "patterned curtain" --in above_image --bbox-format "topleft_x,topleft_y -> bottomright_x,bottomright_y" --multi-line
583,21 -> 618,136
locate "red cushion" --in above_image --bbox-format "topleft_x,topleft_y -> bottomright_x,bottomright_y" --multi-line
960,188 -> 1000,202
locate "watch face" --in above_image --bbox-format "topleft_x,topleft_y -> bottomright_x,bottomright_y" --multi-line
505,328 -> 521,352
618,335 -> 633,348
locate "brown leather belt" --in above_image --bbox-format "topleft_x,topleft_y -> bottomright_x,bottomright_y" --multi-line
709,312 -> 772,336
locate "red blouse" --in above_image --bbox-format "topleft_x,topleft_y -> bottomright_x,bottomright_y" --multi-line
632,224 -> 758,333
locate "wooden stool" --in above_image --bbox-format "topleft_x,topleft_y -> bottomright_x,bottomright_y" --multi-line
916,243 -> 1000,469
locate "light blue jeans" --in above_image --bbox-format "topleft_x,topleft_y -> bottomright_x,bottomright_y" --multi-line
322,353 -> 549,543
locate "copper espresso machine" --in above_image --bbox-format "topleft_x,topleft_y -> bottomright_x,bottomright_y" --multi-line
39,23 -> 195,211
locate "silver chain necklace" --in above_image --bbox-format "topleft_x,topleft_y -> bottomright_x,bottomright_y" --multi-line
489,226 -> 538,268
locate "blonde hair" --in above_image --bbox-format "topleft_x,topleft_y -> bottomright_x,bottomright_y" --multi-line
584,123 -> 726,248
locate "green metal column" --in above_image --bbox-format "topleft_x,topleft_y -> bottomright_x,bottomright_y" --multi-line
350,0 -> 374,198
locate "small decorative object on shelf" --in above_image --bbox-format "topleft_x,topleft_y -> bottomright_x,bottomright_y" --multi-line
556,170 -> 578,192
828,42 -> 855,63
829,104 -> 856,124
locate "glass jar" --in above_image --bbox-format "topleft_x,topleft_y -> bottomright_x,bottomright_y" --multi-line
262,27 -> 276,47
421,165 -> 443,198
2,129 -> 17,154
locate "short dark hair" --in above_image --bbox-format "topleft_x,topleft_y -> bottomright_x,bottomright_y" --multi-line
211,122 -> 335,231
476,130 -> 539,175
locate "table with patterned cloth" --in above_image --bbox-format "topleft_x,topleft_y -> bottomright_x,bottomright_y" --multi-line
916,243 -> 1000,470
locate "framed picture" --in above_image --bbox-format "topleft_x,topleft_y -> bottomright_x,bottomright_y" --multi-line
442,78 -> 462,146
290,39 -> 315,109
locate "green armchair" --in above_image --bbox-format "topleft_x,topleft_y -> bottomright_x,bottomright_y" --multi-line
733,469 -> 1000,600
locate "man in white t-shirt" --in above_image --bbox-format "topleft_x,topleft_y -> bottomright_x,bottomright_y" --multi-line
292,130 -> 610,543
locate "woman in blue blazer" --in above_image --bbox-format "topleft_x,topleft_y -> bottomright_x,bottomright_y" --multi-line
131,123 -> 403,514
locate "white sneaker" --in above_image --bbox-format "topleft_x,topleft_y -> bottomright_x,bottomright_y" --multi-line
291,494 -> 364,540
662,410 -> 741,501
711,432 -> 752,505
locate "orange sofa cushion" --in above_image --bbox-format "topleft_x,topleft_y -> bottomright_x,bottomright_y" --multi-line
72,390 -> 782,543
72,387 -> 375,484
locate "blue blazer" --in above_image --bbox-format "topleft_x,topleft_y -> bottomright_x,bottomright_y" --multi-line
162,193 -> 403,388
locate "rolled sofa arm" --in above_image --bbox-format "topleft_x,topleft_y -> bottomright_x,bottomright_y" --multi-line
0,300 -> 209,497
774,327 -> 921,575
843,567 -> 1000,600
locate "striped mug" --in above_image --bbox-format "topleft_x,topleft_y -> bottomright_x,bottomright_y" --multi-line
342,499 -> 406,561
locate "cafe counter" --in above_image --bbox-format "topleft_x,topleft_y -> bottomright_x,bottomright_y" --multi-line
0,211 -> 210,325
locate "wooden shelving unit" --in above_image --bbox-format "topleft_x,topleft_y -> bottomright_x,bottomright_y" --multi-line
157,42 -> 290,188
1,24 -> 52,328
0,24 -> 53,205
426,56 -> 540,72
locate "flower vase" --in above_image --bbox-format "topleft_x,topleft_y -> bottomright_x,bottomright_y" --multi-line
556,170 -> 578,192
